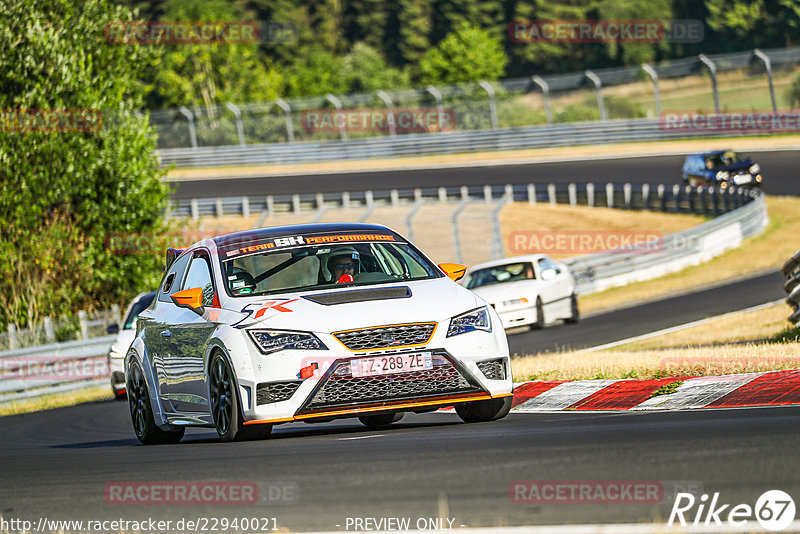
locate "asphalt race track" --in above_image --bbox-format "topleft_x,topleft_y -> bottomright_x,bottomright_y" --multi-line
1,402 -> 799,531
508,270 -> 787,355
170,150 -> 800,199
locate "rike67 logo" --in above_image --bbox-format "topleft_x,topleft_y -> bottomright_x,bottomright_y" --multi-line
669,490 -> 796,531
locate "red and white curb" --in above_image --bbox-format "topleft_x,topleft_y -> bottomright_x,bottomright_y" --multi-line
510,370 -> 800,412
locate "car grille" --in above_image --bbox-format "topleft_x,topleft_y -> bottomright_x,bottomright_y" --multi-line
477,358 -> 506,381
300,353 -> 482,410
333,323 -> 436,351
256,381 -> 303,405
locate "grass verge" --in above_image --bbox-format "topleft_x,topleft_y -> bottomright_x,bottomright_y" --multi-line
0,386 -> 114,417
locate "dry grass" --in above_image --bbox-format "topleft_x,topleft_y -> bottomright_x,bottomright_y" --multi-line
500,202 -> 705,260
579,195 -> 800,313
619,302 -> 793,351
0,385 -> 113,417
512,343 -> 800,382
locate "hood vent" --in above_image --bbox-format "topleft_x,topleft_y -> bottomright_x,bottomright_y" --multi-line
303,286 -> 412,306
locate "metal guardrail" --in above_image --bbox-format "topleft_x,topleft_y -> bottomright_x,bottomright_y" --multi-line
1,184 -> 767,405
781,251 -> 800,323
159,117 -> 774,168
565,189 -> 767,294
0,336 -> 114,404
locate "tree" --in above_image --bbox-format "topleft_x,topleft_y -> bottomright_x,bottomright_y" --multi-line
786,72 -> 800,108
417,23 -> 508,85
0,0 -> 170,328
146,0 -> 282,109
342,42 -> 410,92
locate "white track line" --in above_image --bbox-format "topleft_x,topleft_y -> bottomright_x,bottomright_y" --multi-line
575,299 -> 786,353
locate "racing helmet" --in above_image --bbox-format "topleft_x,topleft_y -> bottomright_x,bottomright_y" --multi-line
325,246 -> 360,280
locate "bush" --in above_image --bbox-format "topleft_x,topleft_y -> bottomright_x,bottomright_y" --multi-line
786,73 -> 800,109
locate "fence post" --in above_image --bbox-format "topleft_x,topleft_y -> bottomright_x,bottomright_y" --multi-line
658,184 -> 666,212
606,183 -> 615,208
7,324 -> 18,350
391,189 -> 400,208
178,106 -> 198,149
78,310 -> 89,340
325,94 -> 347,141
190,199 -> 199,221
672,184 -> 681,213
438,187 -> 448,203
584,70 -> 607,121
225,102 -> 246,146
451,200 -> 471,264
586,183 -> 595,207
527,183 -> 537,205
531,76 -> 552,125
43,317 -> 56,344
642,183 -> 650,210
753,49 -> 777,113
342,191 -> 351,210
365,190 -> 374,208
266,195 -> 274,217
414,188 -> 423,202
275,98 -> 295,143
426,86 -> 446,132
242,196 -> 250,218
699,54 -> 720,114
215,198 -> 224,217
623,183 -> 632,208
376,90 -> 397,137
292,194 -> 301,214
568,183 -> 577,207
478,81 -> 499,130
547,183 -> 557,205
641,64 -> 661,118
461,186 -> 470,202
483,185 -> 492,203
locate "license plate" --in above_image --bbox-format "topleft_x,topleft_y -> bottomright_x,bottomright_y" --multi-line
350,352 -> 433,378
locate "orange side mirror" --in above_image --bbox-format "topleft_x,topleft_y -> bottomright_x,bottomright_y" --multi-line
170,287 -> 205,315
439,263 -> 467,282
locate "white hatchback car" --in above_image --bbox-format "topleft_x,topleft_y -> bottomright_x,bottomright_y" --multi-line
463,254 -> 578,330
107,291 -> 157,398
125,223 -> 513,444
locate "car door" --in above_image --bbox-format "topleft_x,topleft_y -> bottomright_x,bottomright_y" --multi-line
141,251 -> 192,412
536,257 -> 569,318
164,249 -> 219,414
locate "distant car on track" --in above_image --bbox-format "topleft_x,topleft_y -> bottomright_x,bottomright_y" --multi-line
463,254 -> 578,330
107,291 -> 157,399
125,223 -> 513,444
681,150 -> 762,188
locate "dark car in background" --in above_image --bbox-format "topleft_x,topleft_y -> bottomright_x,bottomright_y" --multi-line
681,150 -> 762,188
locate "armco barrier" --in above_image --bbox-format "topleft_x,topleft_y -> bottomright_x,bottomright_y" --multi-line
781,250 -> 800,323
0,186 -> 767,405
159,117 -> 774,168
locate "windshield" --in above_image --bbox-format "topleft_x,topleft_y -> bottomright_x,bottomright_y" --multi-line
123,293 -> 155,329
705,151 -> 745,168
464,262 -> 534,289
221,241 -> 440,297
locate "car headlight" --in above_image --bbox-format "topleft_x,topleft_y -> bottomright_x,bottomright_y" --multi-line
248,329 -> 328,354
716,170 -> 729,181
749,163 -> 760,174
447,306 -> 491,337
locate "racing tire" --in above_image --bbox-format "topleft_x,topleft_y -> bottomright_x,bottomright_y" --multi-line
209,352 -> 267,442
455,396 -> 513,424
358,413 -> 404,429
531,297 -> 544,329
564,293 -> 579,324
127,359 -> 185,445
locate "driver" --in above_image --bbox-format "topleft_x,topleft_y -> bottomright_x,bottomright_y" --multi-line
327,247 -> 360,282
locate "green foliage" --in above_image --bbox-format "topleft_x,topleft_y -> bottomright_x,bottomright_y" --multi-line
0,0 -> 170,328
418,23 -> 507,85
341,43 -> 410,93
650,380 -> 683,397
554,103 -> 600,123
772,324 -> 800,343
786,72 -> 800,109
147,0 -> 281,108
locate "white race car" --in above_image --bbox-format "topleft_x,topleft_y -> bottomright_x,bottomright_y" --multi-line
463,254 -> 578,330
107,291 -> 157,399
126,223 -> 513,444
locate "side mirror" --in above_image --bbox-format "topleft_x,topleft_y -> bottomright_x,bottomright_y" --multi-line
170,287 -> 205,315
439,263 -> 467,282
106,323 -> 119,335
541,269 -> 557,281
